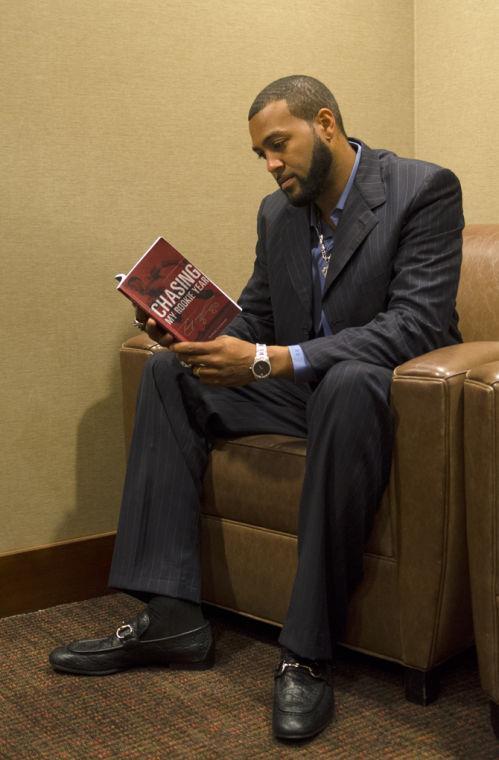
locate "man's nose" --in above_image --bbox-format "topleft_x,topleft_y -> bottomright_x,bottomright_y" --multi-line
266,154 -> 284,174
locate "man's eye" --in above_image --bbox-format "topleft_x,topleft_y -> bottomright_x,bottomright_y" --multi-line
254,140 -> 287,159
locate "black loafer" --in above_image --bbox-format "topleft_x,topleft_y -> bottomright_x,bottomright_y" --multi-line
272,650 -> 334,740
48,610 -> 214,675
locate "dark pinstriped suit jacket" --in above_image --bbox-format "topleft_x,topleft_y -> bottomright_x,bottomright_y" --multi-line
227,140 -> 464,374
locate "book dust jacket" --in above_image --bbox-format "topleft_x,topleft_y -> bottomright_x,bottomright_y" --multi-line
117,237 -> 241,341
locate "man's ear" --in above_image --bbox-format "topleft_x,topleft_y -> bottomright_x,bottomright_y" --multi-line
314,108 -> 336,141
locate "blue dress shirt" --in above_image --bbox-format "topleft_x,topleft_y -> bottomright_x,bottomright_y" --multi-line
288,141 -> 362,382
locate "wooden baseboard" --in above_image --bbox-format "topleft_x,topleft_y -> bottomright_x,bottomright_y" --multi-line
0,532 -> 116,618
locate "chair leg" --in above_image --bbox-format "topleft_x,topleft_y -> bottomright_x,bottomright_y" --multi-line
490,701 -> 499,739
404,666 -> 439,705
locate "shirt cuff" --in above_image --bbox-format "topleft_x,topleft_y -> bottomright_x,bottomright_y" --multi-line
288,345 -> 317,383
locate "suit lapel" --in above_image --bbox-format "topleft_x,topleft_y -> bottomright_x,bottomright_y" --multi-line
280,205 -> 313,317
323,141 -> 386,297
274,143 -> 386,313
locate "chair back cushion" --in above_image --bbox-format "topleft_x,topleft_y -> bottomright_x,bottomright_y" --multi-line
458,225 -> 499,341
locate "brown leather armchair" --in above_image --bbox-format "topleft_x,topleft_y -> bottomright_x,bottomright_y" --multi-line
120,225 -> 499,704
464,354 -> 499,737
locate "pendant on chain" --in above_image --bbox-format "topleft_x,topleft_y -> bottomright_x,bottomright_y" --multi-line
318,232 -> 331,278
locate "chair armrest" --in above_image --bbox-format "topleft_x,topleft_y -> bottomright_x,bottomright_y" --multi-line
466,360 -> 499,385
464,360 -> 499,702
394,341 -> 499,379
391,342 -> 499,667
122,333 -> 164,352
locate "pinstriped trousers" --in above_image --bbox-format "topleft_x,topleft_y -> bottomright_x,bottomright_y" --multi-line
109,351 -> 393,660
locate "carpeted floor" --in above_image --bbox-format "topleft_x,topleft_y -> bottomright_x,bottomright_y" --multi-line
0,593 -> 496,758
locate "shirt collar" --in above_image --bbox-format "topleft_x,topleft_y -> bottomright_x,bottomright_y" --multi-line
310,140 -> 362,230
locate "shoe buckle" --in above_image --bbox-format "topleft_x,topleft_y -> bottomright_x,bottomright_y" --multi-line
115,623 -> 134,640
277,660 -> 322,679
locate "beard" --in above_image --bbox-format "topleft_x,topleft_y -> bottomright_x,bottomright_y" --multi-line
281,135 -> 333,207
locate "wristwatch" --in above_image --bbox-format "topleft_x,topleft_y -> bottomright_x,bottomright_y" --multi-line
250,343 -> 272,380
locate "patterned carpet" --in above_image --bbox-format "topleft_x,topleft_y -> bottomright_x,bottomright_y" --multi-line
0,593 -> 496,758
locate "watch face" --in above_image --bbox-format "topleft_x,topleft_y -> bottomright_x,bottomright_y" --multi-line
253,359 -> 271,378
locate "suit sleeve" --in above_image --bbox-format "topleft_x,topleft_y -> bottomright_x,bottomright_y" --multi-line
223,199 -> 276,344
300,167 -> 464,375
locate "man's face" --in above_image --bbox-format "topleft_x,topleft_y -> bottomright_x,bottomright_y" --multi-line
249,99 -> 332,206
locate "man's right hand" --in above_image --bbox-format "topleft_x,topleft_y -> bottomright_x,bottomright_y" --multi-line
135,307 -> 175,348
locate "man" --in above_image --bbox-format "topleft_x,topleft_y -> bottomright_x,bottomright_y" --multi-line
49,76 -> 463,741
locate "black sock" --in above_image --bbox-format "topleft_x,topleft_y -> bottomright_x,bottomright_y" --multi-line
141,595 -> 205,640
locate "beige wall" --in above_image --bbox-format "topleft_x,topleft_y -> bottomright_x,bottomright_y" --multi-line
2,0 -> 494,554
415,0 -> 499,223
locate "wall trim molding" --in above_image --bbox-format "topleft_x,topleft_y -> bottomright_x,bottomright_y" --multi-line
0,532 -> 116,618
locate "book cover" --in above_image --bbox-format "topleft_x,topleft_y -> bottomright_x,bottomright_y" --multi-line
117,237 -> 241,342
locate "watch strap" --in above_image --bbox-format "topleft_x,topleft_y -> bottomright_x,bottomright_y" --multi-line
250,343 -> 272,380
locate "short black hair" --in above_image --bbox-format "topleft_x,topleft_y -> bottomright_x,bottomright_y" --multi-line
248,75 -> 345,135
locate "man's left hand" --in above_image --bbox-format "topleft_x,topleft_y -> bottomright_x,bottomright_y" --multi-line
173,335 -> 293,386
173,336 -> 254,386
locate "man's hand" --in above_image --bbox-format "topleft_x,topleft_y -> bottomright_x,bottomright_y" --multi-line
173,335 -> 294,386
135,307 -> 175,348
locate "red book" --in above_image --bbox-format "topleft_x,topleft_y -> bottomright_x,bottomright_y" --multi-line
117,237 -> 241,342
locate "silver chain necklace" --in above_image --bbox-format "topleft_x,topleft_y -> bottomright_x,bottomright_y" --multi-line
318,229 -> 331,278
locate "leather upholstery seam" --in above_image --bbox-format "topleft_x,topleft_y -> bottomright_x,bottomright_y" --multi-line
201,513 -> 395,560
121,346 -> 161,354
465,380 -> 498,696
429,381 -> 451,664
393,372 -> 468,383
492,384 -> 498,694
470,383 -> 499,694
201,512 -> 297,539
465,378 -> 499,391
219,439 -> 306,455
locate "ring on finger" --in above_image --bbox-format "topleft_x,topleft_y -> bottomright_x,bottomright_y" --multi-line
193,365 -> 201,378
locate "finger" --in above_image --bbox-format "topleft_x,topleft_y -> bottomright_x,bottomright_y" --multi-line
145,319 -> 175,346
174,341 -> 216,355
144,317 -> 160,337
145,317 -> 161,332
158,333 -> 176,348
145,326 -> 165,342
174,353 -> 219,367
189,365 -> 215,382
135,306 -> 148,323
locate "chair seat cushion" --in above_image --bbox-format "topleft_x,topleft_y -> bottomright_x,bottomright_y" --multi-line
202,434 -> 393,558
